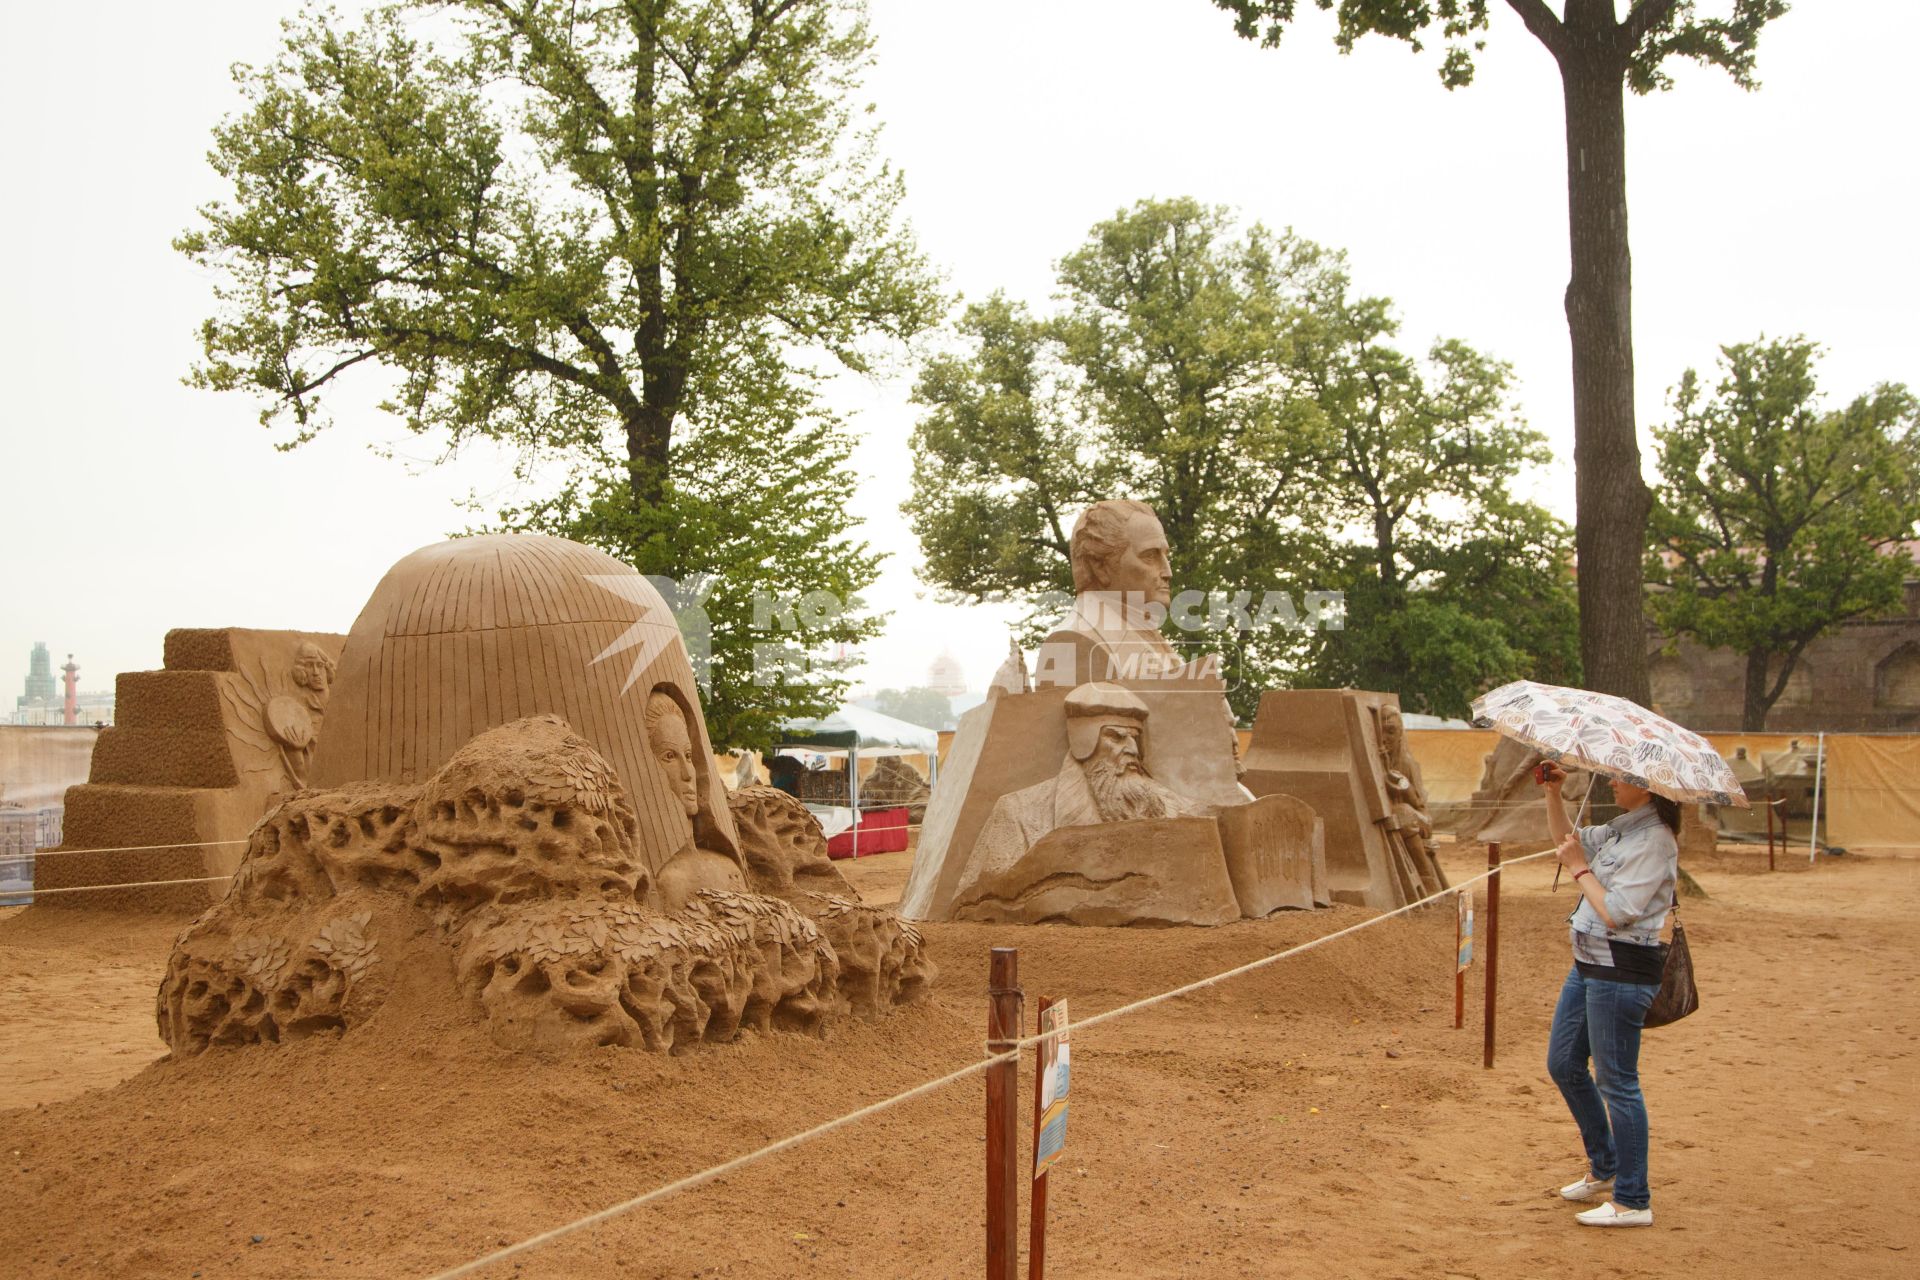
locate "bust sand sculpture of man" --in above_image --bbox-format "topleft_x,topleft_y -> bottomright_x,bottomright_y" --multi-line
646,688 -> 750,911
1034,499 -> 1198,688
969,683 -> 1196,866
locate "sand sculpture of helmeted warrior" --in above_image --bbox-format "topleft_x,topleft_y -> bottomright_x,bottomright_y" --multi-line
970,683 -> 1196,859
157,534 -> 932,1058
901,500 -> 1328,926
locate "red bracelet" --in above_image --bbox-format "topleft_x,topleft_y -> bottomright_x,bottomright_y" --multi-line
1573,868 -> 1593,882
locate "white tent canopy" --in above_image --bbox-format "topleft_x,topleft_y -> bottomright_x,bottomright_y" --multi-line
781,704 -> 940,754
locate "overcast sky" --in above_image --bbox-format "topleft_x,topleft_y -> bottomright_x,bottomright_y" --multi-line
2,1 -> 1914,701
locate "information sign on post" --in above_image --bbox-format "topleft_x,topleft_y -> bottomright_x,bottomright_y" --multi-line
1454,891 -> 1473,1030
1033,1000 -> 1070,1178
1457,892 -> 1474,973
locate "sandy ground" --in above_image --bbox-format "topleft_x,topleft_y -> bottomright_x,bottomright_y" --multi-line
1,840 -> 1914,1279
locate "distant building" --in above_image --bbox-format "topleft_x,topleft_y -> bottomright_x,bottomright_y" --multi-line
10,643 -> 114,725
925,651 -> 968,697
18,641 -> 54,708
1649,576 -> 1920,733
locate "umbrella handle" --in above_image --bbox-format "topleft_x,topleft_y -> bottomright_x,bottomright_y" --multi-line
1551,785 -> 1596,894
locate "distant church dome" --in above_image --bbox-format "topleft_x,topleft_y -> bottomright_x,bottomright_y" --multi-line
926,651 -> 967,697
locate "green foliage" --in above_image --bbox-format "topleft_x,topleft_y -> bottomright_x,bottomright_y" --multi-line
1282,267 -> 1578,714
1207,0 -> 1788,92
1646,337 -> 1920,729
178,0 -> 942,749
908,198 -> 1577,719
869,687 -> 958,731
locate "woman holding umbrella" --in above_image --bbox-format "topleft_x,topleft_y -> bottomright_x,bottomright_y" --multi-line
1472,678 -> 1745,1230
1533,760 -> 1677,1227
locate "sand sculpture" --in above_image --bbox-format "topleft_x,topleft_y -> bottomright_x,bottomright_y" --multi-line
1241,689 -> 1450,909
1709,746 -> 1769,839
311,534 -> 746,880
901,501 -> 1325,925
1441,733 -> 1598,850
858,754 -> 932,821
156,535 -> 931,1056
35,629 -> 347,909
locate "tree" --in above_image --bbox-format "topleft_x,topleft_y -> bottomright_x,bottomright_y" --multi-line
909,198 -> 1333,713
1274,257 -> 1578,714
870,686 -> 957,730
177,0 -> 942,749
909,198 -> 1576,717
1646,337 -> 1920,730
1208,0 -> 1790,705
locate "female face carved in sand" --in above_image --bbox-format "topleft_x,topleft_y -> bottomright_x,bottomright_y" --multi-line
646,688 -> 747,911
646,691 -> 700,818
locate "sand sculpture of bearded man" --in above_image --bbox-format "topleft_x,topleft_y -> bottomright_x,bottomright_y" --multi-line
969,683 -> 1195,864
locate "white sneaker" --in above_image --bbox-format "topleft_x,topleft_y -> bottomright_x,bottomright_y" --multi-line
1559,1174 -> 1614,1201
1576,1201 -> 1653,1227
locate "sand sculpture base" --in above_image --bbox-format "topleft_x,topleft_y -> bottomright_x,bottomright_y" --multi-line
1242,689 -> 1447,910
159,718 -> 932,1057
945,793 -> 1326,926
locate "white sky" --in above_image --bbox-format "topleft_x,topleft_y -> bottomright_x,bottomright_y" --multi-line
2,1 -> 1914,701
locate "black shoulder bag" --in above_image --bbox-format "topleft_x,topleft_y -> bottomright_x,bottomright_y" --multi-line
1643,898 -> 1699,1029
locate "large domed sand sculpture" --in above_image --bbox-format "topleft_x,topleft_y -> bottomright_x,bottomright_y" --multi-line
157,535 -> 932,1057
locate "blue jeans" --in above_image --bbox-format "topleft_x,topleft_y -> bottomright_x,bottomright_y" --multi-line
1546,967 -> 1659,1210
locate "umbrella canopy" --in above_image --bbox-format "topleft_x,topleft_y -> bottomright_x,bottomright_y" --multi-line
1469,680 -> 1750,808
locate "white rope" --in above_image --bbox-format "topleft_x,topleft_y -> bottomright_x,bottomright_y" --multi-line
1050,847 -> 1555,1045
2,839 -> 249,860
4,875 -> 233,898
422,844 -> 1557,1280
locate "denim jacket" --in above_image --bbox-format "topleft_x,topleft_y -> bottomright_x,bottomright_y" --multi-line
1571,804 -> 1678,948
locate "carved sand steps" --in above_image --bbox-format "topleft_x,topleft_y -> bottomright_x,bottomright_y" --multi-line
33,628 -> 345,910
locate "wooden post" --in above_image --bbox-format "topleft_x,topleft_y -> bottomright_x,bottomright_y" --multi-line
1765,793 -> 1776,871
1028,994 -> 1055,1280
1482,842 -> 1501,1070
986,948 -> 1023,1280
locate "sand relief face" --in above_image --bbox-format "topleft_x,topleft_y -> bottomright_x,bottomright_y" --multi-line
647,688 -> 748,913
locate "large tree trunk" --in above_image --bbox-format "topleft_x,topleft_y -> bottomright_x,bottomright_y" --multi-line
1741,645 -> 1774,731
1559,8 -> 1652,705
626,1 -> 672,512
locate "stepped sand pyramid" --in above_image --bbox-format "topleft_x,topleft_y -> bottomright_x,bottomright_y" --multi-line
35,629 -> 345,910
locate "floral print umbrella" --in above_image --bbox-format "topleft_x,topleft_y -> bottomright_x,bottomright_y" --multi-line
1470,679 -> 1750,808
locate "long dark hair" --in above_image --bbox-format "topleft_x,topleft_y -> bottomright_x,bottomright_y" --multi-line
1649,793 -> 1682,835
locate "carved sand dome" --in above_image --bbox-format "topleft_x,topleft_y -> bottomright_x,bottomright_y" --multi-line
311,534 -> 737,874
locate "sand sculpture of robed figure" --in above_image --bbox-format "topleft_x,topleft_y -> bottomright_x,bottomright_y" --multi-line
157,535 -> 932,1058
901,500 -> 1328,926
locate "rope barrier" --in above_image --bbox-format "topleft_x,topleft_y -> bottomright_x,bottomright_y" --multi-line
3,875 -> 234,898
3,839 -> 250,862
421,844 -> 1557,1280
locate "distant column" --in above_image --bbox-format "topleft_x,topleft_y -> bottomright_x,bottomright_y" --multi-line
61,655 -> 79,726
